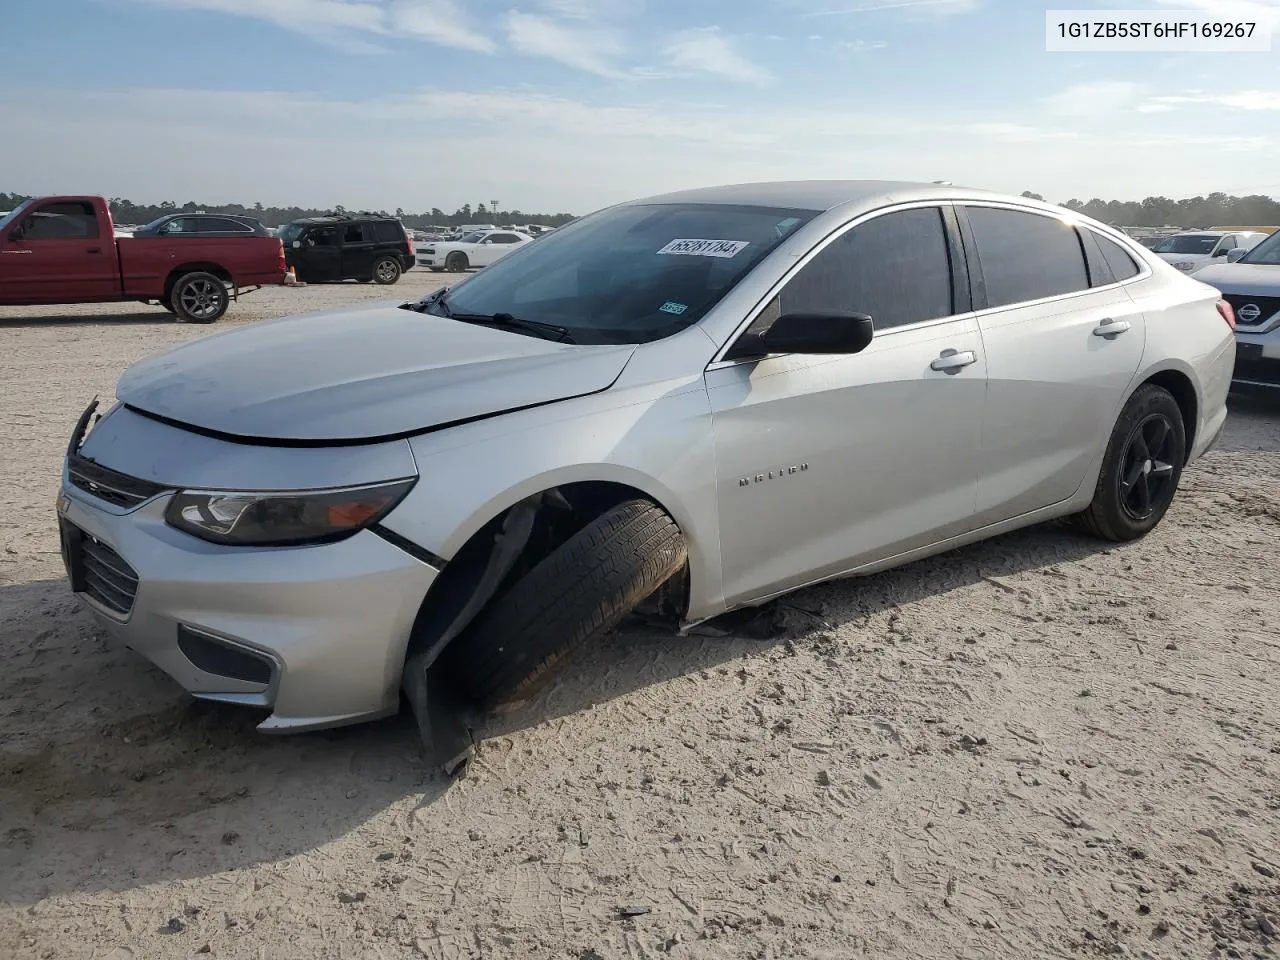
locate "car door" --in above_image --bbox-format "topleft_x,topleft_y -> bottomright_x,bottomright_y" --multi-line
472,234 -> 502,267
958,204 -> 1147,523
707,204 -> 987,609
299,226 -> 340,282
339,222 -> 375,279
0,200 -> 117,302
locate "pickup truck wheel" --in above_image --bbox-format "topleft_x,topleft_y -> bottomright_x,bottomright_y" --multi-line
171,272 -> 229,323
372,257 -> 402,285
442,499 -> 687,708
1075,384 -> 1186,541
445,252 -> 469,272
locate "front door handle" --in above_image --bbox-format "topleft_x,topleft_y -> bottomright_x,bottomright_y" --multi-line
86,247 -> 102,254
1092,317 -> 1131,337
930,348 -> 978,373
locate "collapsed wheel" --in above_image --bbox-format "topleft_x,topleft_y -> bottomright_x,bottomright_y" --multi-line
372,257 -> 402,285
170,272 -> 229,323
445,252 -> 469,272
441,499 -> 688,708
1076,384 -> 1186,541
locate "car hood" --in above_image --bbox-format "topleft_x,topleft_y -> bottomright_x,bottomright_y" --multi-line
116,304 -> 637,443
1156,252 -> 1209,263
1192,262 -> 1280,295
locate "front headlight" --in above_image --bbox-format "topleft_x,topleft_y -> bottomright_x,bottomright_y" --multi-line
422,248 -> 435,255
1174,261 -> 1195,271
164,478 -> 416,546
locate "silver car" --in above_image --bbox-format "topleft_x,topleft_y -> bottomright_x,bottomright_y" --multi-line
57,181 -> 1235,754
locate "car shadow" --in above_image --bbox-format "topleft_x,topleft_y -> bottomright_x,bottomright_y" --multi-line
0,311 -> 173,329
0,515 -> 1114,905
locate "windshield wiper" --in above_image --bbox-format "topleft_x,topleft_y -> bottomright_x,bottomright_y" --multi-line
449,311 -> 576,344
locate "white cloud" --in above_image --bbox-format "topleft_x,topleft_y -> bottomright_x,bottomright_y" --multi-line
959,122 -> 1079,143
502,11 -> 627,78
1141,90 -> 1280,110
660,27 -> 771,84
1041,81 -> 1146,117
125,0 -> 495,52
802,0 -> 981,17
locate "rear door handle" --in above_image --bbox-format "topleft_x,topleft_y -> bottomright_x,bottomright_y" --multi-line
86,247 -> 101,254
1092,317 -> 1130,337
930,348 -> 978,373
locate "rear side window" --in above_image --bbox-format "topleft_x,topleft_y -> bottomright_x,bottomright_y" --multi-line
369,221 -> 403,243
21,201 -> 99,240
198,217 -> 252,233
769,206 -> 954,331
342,224 -> 368,243
965,206 -> 1089,308
1094,233 -> 1140,281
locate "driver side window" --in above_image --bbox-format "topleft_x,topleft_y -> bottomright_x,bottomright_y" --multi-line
747,207 -> 955,337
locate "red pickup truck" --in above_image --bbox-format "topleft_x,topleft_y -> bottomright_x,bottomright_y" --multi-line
0,196 -> 286,323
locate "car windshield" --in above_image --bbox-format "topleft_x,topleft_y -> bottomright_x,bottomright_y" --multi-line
0,199 -> 35,232
457,232 -> 484,244
278,223 -> 307,243
1151,234 -> 1219,254
431,202 -> 817,345
1241,230 -> 1280,265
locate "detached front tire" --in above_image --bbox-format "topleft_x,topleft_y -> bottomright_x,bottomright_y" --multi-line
443,499 -> 688,708
1076,384 -> 1186,541
170,272 -> 229,323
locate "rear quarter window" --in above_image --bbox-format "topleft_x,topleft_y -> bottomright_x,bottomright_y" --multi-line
370,221 -> 404,243
1094,233 -> 1141,282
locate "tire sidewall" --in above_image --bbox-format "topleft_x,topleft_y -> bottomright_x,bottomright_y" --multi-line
170,272 -> 228,324
372,257 -> 401,284
1094,386 -> 1186,538
446,253 -> 467,272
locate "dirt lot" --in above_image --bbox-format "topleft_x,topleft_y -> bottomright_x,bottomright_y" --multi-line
2,276 -> 1280,960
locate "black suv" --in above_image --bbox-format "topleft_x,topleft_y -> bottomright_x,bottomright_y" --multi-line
279,215 -> 415,284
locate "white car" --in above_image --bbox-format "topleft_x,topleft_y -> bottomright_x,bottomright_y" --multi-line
1149,230 -> 1267,274
417,229 -> 534,272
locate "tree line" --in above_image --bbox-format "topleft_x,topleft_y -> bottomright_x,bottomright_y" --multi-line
0,192 -> 578,230
1017,191 -> 1280,228
4,189 -> 1278,230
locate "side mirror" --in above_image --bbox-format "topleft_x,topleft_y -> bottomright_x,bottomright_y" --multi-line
726,312 -> 875,360
1213,247 -> 1229,257
1227,247 -> 1247,263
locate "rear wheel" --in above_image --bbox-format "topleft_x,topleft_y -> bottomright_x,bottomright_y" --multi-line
441,499 -> 687,708
445,252 -> 469,272
372,256 -> 402,285
1076,384 -> 1186,541
170,272 -> 229,324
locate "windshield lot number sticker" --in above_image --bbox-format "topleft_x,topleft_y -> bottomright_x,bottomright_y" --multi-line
659,301 -> 688,315
657,239 -> 750,258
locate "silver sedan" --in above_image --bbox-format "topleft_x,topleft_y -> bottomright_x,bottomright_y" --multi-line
57,180 -> 1235,759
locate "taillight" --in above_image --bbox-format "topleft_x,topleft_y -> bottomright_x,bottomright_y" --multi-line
1216,299 -> 1235,331
408,237 -> 415,256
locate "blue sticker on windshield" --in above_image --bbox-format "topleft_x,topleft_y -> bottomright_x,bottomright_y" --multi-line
659,301 -> 688,315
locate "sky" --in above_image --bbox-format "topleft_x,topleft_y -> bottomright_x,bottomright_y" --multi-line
2,0 -> 1279,214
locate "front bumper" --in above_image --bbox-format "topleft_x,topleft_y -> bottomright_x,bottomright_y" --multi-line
1233,328 -> 1280,389
57,482 -> 438,732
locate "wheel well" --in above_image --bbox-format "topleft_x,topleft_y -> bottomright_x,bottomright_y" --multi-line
164,263 -> 233,299
1141,369 -> 1198,462
402,481 -> 688,664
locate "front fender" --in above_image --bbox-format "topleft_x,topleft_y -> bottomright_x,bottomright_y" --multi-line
378,377 -> 727,621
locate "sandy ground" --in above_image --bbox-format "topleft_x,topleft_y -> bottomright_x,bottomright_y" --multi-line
2,276 -> 1280,960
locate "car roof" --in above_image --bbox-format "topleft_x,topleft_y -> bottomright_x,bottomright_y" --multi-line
625,179 -> 1033,212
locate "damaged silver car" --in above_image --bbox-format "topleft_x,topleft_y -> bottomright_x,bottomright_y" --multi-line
57,181 -> 1235,768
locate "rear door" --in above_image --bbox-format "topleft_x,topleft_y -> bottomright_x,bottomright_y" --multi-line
339,222 -> 375,279
959,204 -> 1146,523
0,200 -> 118,302
708,204 -> 988,608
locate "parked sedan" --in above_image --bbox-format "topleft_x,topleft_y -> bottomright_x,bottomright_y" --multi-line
417,229 -> 533,272
1150,230 -> 1267,273
57,181 -> 1233,767
1193,227 -> 1280,390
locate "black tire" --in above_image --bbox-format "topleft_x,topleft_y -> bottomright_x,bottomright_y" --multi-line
1076,384 -> 1186,541
445,252 -> 469,272
170,272 -> 229,323
443,499 -> 687,707
372,256 -> 402,285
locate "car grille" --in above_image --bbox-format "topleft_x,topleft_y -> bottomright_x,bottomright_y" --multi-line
68,454 -> 168,509
1223,294 -> 1280,328
77,532 -> 140,615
